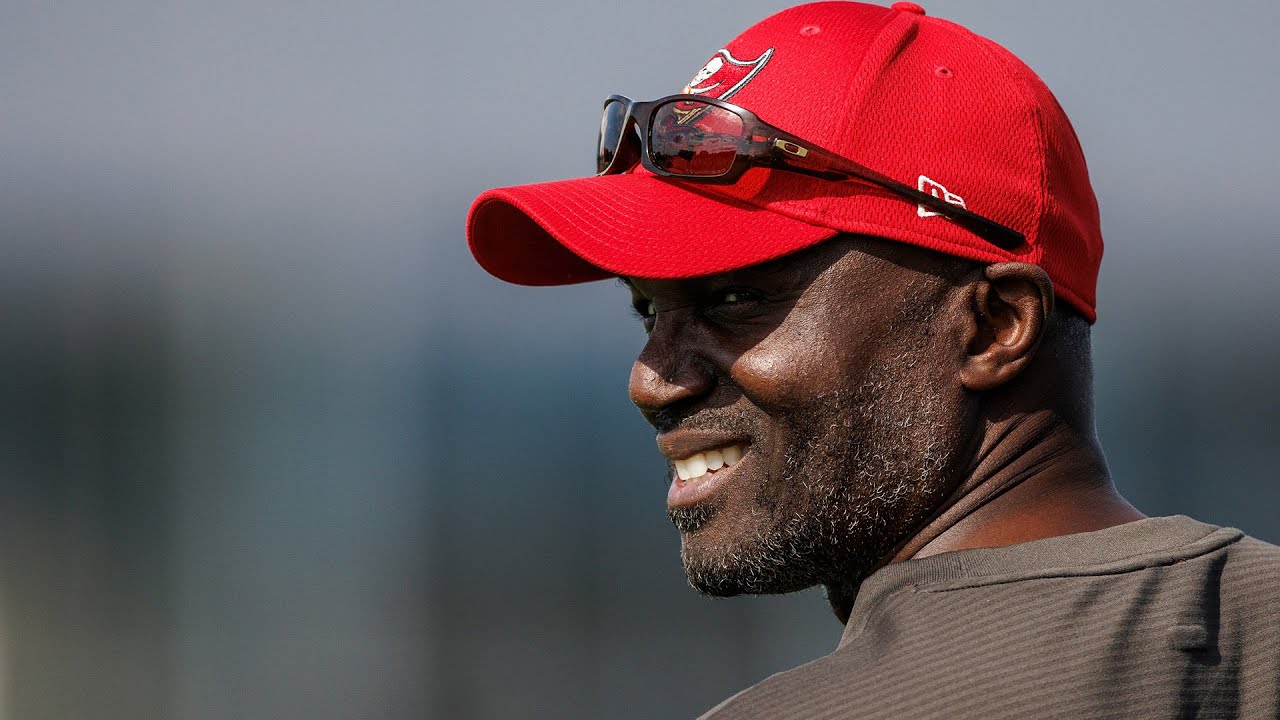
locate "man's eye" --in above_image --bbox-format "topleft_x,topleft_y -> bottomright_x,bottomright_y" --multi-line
635,300 -> 656,334
716,289 -> 761,306
631,298 -> 656,324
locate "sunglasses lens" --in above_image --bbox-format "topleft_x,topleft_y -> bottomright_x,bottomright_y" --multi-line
649,100 -> 744,177
597,99 -> 629,174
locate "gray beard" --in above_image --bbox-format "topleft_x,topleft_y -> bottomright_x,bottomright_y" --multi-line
670,348 -> 958,597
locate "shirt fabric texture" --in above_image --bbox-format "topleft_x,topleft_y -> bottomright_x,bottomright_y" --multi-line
700,515 -> 1280,719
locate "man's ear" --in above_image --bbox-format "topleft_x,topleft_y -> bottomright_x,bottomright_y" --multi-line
958,262 -> 1054,392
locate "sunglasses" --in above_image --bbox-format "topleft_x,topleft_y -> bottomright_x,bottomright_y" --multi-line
596,94 -> 1024,251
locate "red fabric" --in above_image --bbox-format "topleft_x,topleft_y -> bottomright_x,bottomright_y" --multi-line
466,1 -> 1103,322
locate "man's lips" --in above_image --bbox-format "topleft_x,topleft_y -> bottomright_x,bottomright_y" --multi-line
656,429 -> 751,462
657,430 -> 752,510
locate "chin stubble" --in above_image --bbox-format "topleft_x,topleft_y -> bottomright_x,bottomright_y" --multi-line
675,346 -> 958,598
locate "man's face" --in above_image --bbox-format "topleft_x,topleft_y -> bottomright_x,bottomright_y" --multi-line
625,236 -> 976,596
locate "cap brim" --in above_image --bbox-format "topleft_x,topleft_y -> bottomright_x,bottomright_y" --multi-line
467,173 -> 837,286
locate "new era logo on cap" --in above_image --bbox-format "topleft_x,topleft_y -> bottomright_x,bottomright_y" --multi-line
916,175 -> 966,218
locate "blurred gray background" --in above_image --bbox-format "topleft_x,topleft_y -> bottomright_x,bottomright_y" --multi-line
1,1 -> 1277,718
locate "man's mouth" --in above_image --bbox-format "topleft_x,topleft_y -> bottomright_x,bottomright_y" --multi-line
672,444 -> 746,483
666,441 -> 748,511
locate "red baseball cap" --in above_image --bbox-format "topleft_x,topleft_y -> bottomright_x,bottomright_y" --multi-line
467,1 -> 1103,322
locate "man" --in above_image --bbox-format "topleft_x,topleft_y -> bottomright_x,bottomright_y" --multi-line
466,2 -> 1280,717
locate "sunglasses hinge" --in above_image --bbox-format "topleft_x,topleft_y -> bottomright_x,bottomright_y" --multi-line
773,139 -> 810,158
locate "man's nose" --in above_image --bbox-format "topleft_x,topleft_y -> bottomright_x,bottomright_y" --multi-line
628,317 -> 713,420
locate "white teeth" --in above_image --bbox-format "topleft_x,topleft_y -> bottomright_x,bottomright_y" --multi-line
722,445 -> 743,466
674,459 -> 691,481
704,449 -> 724,471
672,444 -> 746,483
685,453 -> 708,478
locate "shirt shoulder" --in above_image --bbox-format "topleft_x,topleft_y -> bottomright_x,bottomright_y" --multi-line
1225,532 -> 1280,569
1218,533 -> 1280,628
699,521 -> 1280,720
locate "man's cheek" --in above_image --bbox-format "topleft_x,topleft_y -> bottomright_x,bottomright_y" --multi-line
730,348 -> 842,408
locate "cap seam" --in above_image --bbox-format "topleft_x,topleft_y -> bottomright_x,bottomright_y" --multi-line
830,10 -> 915,172
962,31 -> 1098,319
962,31 -> 1049,251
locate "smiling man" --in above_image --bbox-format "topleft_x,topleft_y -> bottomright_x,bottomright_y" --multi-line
466,2 -> 1280,718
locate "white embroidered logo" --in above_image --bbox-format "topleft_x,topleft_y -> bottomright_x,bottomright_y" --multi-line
917,175 -> 966,218
682,48 -> 774,101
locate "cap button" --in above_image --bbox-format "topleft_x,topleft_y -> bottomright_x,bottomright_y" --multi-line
891,2 -> 926,15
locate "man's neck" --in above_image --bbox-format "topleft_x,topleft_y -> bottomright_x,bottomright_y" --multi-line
826,409 -> 1144,624
901,410 -> 1144,559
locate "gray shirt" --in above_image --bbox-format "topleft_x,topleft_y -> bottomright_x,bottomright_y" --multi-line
702,516 -> 1280,719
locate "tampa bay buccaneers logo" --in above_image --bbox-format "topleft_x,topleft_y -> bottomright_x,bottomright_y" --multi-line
681,47 -> 774,101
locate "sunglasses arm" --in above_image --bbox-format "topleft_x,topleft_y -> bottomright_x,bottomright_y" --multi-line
751,134 -> 1025,250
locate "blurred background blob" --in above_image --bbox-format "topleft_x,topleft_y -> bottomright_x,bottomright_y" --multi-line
1,1 -> 1278,718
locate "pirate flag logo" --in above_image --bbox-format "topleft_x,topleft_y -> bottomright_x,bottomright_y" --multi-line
682,47 -> 774,101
